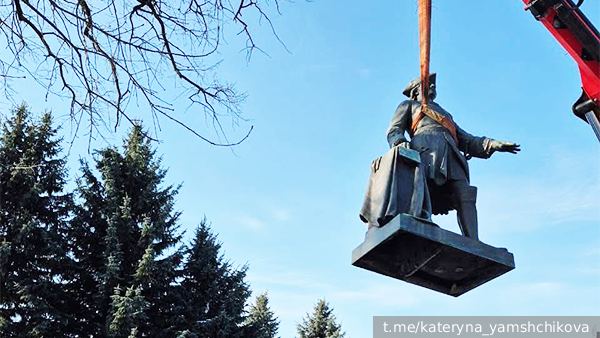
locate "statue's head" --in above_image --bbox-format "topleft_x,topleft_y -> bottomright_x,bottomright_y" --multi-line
403,73 -> 437,101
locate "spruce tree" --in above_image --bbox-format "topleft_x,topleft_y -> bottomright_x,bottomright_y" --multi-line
297,299 -> 345,338
0,105 -> 75,337
246,292 -> 279,338
69,125 -> 184,337
0,112 -> 262,337
178,219 -> 251,338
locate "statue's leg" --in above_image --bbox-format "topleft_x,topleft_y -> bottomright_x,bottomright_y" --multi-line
451,181 -> 479,240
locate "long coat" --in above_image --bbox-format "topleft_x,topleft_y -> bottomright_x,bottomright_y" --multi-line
386,100 -> 493,214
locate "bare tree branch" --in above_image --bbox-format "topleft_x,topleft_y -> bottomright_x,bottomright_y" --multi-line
0,0 -> 287,146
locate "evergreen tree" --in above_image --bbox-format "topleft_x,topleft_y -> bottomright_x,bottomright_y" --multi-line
0,114 -> 260,336
297,299 -> 345,338
69,125 -> 184,337
178,219 -> 251,338
0,105 -> 75,336
246,292 -> 279,338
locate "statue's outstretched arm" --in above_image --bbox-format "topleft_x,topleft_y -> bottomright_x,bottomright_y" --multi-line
456,125 -> 520,158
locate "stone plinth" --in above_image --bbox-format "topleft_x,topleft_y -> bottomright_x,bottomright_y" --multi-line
352,214 -> 515,297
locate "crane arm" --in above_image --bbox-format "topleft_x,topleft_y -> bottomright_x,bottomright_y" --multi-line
522,0 -> 600,141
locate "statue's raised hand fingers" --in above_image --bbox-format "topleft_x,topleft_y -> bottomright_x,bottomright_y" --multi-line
500,142 -> 520,153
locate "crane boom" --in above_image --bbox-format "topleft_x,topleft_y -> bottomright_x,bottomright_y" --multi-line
522,0 -> 600,141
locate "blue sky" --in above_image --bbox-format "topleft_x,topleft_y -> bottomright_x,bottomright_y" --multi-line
2,0 -> 600,337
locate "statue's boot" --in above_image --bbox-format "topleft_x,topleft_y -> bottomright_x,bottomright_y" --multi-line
456,186 -> 479,241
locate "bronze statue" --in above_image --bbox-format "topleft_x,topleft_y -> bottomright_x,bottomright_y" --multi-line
388,74 -> 519,240
361,74 -> 519,241
354,74 -> 519,295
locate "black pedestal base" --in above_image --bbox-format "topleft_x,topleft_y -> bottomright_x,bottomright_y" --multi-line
352,214 -> 515,297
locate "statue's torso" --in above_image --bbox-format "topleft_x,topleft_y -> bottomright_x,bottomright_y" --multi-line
412,101 -> 454,134
406,100 -> 469,185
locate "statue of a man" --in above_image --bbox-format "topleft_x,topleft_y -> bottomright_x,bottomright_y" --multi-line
386,74 -> 520,240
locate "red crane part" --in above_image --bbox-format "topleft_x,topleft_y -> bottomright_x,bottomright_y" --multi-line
522,0 -> 600,139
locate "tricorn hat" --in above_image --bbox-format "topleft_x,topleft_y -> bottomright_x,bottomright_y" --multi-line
402,73 -> 437,97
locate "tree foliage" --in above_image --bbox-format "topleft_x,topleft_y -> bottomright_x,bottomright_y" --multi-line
0,108 -> 267,336
69,125 -> 187,336
297,299 -> 345,338
0,0 -> 285,145
0,105 -> 74,336
246,292 -> 279,338
178,220 -> 251,338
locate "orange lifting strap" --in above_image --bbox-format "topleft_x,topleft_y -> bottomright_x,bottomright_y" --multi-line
419,0 -> 432,109
412,0 -> 459,144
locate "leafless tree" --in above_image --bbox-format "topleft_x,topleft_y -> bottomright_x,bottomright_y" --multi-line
0,0 -> 286,146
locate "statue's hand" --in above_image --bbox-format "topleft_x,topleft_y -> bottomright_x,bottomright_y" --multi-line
393,139 -> 411,149
490,140 -> 520,154
371,156 -> 382,173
